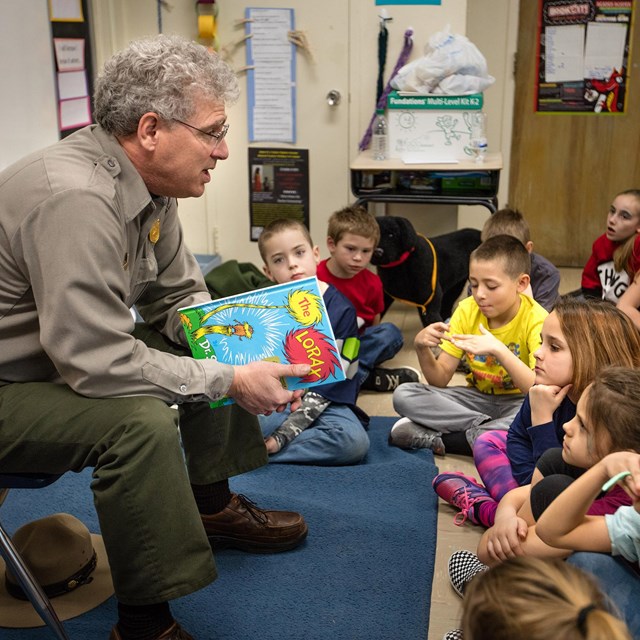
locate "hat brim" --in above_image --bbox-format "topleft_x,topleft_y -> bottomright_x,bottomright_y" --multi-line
0,532 -> 114,628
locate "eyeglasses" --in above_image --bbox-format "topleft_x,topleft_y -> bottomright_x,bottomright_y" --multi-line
172,118 -> 229,149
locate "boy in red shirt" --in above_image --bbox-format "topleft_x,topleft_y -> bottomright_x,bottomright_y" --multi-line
317,205 -> 419,392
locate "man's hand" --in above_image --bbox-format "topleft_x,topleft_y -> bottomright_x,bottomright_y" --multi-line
227,361 -> 310,415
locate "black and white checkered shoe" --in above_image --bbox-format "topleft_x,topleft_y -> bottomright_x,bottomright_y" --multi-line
442,630 -> 464,640
448,550 -> 488,597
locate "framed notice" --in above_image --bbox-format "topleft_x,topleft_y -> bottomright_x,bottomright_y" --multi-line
536,0 -> 633,113
248,148 -> 309,242
48,0 -> 84,22
245,8 -> 296,143
50,0 -> 95,138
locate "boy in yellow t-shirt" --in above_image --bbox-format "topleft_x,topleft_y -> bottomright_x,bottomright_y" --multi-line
390,234 -> 548,457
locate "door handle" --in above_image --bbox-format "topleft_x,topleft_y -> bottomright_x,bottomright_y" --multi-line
326,90 -> 341,107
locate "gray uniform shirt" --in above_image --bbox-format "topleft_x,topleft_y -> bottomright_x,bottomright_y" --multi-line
0,125 -> 233,403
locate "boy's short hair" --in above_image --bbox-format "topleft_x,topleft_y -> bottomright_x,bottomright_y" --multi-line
470,234 -> 531,279
327,205 -> 380,246
481,207 -> 530,245
257,218 -> 313,263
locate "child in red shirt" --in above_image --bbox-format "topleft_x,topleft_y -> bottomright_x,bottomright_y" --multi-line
318,205 -> 419,392
581,189 -> 640,302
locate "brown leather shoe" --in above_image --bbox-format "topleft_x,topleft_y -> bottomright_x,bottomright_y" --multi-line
109,621 -> 194,640
201,493 -> 308,553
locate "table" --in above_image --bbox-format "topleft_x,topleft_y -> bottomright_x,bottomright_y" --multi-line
350,151 -> 503,213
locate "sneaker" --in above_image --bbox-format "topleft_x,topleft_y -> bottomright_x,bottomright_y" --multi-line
448,550 -> 488,597
388,417 -> 445,455
432,471 -> 492,526
456,356 -> 471,375
361,366 -> 420,392
442,630 -> 464,640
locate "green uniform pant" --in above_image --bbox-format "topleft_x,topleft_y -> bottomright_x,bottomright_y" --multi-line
0,326 -> 267,605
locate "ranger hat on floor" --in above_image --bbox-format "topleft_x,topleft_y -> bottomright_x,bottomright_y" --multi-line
0,513 -> 114,628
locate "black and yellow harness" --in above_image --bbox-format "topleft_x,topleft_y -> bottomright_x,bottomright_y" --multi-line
377,234 -> 438,315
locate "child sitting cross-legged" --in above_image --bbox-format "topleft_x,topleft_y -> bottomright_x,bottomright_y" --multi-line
317,204 -> 420,393
390,234 -> 548,457
433,298 -> 640,527
536,450 -> 640,638
477,366 -> 639,566
257,218 -> 370,465
473,207 -> 560,311
447,367 -> 640,638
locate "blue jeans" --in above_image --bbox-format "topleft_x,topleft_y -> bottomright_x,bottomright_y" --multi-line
259,403 -> 369,465
357,322 -> 404,385
568,552 -> 640,637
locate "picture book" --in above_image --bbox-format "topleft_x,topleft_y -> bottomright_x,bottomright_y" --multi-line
179,276 -> 346,407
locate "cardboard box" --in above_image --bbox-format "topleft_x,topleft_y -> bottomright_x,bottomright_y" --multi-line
386,92 -> 483,161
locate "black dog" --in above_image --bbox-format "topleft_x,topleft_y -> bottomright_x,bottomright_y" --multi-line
372,216 -> 482,326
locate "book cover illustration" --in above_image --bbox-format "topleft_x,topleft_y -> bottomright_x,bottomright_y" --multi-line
179,276 -> 345,407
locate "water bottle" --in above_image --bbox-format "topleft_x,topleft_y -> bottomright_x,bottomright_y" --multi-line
372,109 -> 388,161
470,112 -> 487,163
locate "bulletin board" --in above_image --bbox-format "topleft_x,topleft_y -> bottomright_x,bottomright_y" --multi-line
50,0 -> 95,137
536,0 -> 633,113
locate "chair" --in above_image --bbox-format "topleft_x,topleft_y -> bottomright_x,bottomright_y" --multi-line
0,473 -> 70,640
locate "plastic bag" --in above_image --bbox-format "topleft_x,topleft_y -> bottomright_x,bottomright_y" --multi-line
391,26 -> 495,95
432,74 -> 495,95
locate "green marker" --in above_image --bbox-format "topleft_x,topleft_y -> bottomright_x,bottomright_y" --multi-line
602,470 -> 632,492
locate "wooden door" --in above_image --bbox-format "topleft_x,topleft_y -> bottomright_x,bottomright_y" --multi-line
509,0 -> 640,267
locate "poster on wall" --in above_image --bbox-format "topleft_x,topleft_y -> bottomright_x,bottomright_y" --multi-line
536,0 -> 633,113
248,148 -> 309,242
245,8 -> 296,143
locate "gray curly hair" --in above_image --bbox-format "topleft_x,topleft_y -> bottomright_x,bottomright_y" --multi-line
94,34 -> 239,136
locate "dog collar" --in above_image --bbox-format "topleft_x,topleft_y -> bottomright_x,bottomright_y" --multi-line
381,234 -> 439,311
378,247 -> 415,268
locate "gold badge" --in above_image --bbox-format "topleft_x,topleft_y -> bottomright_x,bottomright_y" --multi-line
149,218 -> 161,244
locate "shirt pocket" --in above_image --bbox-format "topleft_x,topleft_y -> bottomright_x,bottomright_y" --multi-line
130,251 -> 158,303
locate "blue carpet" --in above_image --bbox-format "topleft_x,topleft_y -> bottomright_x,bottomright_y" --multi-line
1,418 -> 438,640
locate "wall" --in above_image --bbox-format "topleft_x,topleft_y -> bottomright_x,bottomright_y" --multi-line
90,1 -> 475,263
91,0 -> 214,255
461,0 -> 518,231
349,0 -> 468,238
0,0 -> 59,170
13,1 -> 516,264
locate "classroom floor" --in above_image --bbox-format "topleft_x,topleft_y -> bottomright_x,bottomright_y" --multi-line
356,268 -> 582,640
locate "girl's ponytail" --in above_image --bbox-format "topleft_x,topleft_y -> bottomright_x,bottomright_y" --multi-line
462,557 -> 631,640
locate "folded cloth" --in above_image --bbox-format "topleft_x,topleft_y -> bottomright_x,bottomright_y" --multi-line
204,259 -> 272,298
